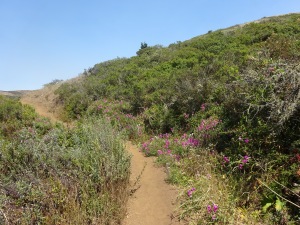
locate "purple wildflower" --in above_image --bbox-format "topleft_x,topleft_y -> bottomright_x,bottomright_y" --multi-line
187,188 -> 196,197
142,142 -> 148,148
213,204 -> 218,213
242,155 -> 250,164
244,138 -> 250,143
223,156 -> 230,163
207,205 -> 212,213
182,141 -> 188,147
165,139 -> 170,149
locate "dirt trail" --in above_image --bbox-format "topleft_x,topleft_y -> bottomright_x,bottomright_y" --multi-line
20,86 -> 63,123
20,90 -> 182,225
124,143 -> 182,225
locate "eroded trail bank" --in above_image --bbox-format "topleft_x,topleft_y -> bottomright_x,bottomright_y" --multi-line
124,142 -> 182,225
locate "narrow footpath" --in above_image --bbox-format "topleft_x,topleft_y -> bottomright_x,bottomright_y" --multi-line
124,142 -> 182,225
21,90 -> 183,225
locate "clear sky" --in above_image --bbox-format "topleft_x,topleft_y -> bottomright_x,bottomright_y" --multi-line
0,0 -> 299,90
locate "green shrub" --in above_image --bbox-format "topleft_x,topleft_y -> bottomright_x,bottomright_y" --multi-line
0,116 -> 130,224
0,96 -> 37,137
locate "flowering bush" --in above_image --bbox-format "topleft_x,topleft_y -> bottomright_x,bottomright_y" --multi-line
140,131 -> 200,159
87,99 -> 144,139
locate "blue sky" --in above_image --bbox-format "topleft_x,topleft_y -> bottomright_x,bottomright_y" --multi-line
0,0 -> 299,90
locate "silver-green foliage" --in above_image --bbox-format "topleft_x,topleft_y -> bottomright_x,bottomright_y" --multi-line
0,117 -> 130,224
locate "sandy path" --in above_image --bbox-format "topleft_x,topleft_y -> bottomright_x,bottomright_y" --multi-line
124,142 -> 182,225
20,87 -> 63,123
20,90 -> 182,225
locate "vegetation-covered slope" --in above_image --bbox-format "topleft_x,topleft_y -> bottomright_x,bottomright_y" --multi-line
0,95 -> 130,224
57,13 -> 299,132
54,13 -> 300,224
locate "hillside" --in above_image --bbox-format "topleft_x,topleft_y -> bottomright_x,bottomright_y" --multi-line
53,13 -> 300,224
0,90 -> 29,98
20,83 -> 63,122
1,13 -> 300,224
56,13 -> 300,123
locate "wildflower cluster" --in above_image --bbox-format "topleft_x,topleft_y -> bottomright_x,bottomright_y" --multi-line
207,203 -> 219,221
195,117 -> 221,146
223,156 -> 230,165
197,118 -> 220,132
239,155 -> 250,170
187,187 -> 196,197
140,132 -> 200,158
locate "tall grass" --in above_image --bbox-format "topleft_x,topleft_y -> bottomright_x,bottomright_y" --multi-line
0,115 -> 130,224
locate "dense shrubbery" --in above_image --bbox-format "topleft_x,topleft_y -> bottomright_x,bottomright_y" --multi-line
0,96 -> 130,224
30,13 -> 300,223
0,95 -> 37,137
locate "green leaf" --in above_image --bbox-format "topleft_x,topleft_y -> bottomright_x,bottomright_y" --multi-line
275,198 -> 284,211
262,202 -> 272,213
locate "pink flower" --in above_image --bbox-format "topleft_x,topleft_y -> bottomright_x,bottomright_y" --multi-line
244,138 -> 249,143
187,188 -> 196,197
213,204 -> 218,213
165,139 -> 170,149
242,155 -> 250,164
207,205 -> 212,213
212,214 -> 217,220
142,142 -> 148,148
157,150 -> 163,155
223,156 -> 230,163
239,164 -> 243,170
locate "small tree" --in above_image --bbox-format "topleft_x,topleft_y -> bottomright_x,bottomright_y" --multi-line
136,42 -> 149,56
140,42 -> 148,49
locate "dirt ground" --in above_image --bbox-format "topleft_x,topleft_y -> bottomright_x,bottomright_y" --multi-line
124,142 -> 183,225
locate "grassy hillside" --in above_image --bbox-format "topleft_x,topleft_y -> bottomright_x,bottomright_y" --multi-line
53,13 -> 300,224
